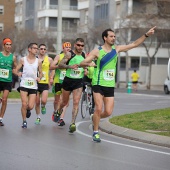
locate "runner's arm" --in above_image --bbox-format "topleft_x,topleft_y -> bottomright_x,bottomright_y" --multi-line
116,26 -> 156,53
50,55 -> 59,70
58,51 -> 78,69
37,59 -> 43,82
13,56 -> 17,69
12,58 -> 24,77
80,49 -> 98,67
48,57 -> 55,84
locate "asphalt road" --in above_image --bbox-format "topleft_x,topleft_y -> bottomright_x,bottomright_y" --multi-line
0,91 -> 170,170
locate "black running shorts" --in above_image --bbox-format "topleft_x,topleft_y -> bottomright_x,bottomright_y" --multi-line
62,77 -> 83,91
0,81 -> 12,92
92,85 -> 114,97
20,87 -> 37,95
37,83 -> 49,94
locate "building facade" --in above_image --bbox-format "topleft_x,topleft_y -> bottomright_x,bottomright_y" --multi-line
15,0 -> 80,40
0,0 -> 15,33
78,0 -> 170,87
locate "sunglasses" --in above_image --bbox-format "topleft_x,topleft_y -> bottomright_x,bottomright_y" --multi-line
40,48 -> 46,50
76,44 -> 84,47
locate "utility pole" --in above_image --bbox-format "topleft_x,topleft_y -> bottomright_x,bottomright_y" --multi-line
56,0 -> 62,54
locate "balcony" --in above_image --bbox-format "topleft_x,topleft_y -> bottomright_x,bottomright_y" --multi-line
40,5 -> 78,11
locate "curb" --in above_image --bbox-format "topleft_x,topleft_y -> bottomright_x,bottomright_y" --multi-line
99,120 -> 170,148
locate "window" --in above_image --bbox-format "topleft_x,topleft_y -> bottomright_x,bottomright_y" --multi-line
0,23 -> 4,32
25,19 -> 34,30
62,18 -> 77,32
70,0 -> 77,6
26,0 -> 34,17
120,57 -> 126,69
116,1 -> 121,18
0,5 -> 4,15
131,57 -> 139,69
50,0 -> 58,5
141,57 -> 155,66
49,17 -> 57,28
133,0 -> 146,14
157,58 -> 169,65
94,2 -> 108,26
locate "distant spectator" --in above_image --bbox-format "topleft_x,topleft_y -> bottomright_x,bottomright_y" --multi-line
131,70 -> 140,91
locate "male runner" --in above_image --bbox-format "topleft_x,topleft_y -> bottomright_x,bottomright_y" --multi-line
35,44 -> 54,125
80,26 -> 156,142
0,38 -> 17,126
53,38 -> 85,133
14,43 -> 43,128
50,42 -> 71,126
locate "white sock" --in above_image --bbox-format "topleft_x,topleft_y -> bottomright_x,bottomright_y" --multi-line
37,114 -> 41,119
0,117 -> 2,122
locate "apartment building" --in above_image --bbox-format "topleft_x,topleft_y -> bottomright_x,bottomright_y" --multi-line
15,0 -> 80,40
0,0 -> 15,33
78,0 -> 170,87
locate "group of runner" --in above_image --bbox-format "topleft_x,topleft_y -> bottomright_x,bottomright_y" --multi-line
0,26 -> 156,142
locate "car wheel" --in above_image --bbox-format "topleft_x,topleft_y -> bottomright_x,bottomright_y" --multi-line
164,85 -> 169,94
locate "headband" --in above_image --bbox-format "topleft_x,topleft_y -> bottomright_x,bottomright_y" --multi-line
62,42 -> 71,49
3,38 -> 12,45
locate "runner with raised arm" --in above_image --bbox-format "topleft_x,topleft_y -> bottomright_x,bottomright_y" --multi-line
80,26 -> 156,142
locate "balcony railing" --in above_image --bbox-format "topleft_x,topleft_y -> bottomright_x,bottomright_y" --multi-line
40,5 -> 78,10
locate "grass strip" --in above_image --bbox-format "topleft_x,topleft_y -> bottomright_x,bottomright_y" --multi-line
2,90 -> 54,98
109,108 -> 170,137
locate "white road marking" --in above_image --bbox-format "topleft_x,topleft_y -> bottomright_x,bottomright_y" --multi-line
76,121 -> 170,156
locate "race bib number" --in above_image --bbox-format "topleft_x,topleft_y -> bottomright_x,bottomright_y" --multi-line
70,68 -> 83,78
41,71 -> 46,81
0,69 -> 9,79
59,70 -> 66,80
103,69 -> 115,80
24,78 -> 35,88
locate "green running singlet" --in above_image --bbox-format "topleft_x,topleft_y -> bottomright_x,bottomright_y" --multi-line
0,52 -> 13,82
92,45 -> 117,87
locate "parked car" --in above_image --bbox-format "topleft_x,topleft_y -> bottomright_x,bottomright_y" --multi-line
164,58 -> 170,94
164,78 -> 170,94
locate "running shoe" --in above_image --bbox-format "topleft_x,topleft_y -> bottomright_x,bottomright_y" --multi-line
68,123 -> 76,133
41,106 -> 46,115
35,118 -> 41,125
22,121 -> 27,128
0,121 -> 4,126
92,133 -> 101,143
26,109 -> 31,118
52,110 -> 61,122
58,119 -> 65,126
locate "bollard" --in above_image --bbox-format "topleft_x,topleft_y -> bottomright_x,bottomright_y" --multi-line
127,81 -> 132,93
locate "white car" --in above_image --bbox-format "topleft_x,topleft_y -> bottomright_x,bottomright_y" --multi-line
164,58 -> 170,94
164,78 -> 170,94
